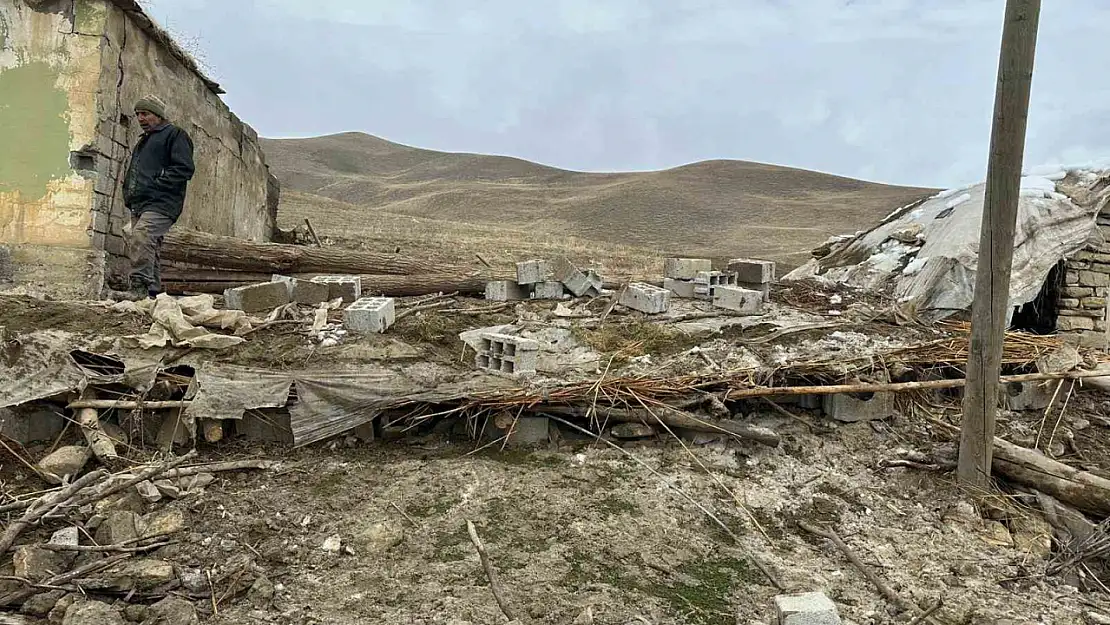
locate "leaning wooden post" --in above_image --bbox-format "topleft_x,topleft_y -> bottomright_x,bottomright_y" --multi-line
958,0 -> 1042,490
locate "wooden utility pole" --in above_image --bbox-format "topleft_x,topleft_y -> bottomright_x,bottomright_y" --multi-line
958,0 -> 1042,490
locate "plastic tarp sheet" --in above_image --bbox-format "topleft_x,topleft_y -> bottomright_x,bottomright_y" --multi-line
785,172 -> 1107,318
116,294 -> 254,350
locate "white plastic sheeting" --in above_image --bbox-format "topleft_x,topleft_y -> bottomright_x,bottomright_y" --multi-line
785,170 -> 1110,319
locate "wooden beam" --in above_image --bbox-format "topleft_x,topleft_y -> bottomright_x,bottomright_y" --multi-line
959,0 -> 1042,490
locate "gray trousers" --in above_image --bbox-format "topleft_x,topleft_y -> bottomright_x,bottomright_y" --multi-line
127,211 -> 175,294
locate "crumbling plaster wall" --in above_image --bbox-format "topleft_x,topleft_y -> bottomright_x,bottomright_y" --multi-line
0,0 -> 108,298
95,1 -> 276,283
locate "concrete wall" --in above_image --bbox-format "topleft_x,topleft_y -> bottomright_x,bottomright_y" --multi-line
0,0 -> 109,298
0,0 -> 277,296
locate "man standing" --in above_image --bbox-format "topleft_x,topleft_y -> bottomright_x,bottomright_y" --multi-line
118,95 -> 195,300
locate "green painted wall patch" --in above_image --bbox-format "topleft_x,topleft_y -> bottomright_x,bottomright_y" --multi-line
0,63 -> 73,201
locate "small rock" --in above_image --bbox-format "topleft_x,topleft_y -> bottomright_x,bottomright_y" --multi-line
982,520 -> 1014,547
84,559 -> 175,592
50,526 -> 80,547
177,473 -> 214,491
142,508 -> 186,538
38,446 -> 93,485
20,589 -> 66,616
141,596 -> 198,625
94,489 -> 145,517
774,591 -> 841,624
610,423 -> 656,439
122,604 -> 148,623
352,520 -> 404,554
152,480 -> 181,499
14,545 -> 64,580
49,593 -> 79,624
1012,515 -> 1053,558
178,568 -> 207,594
247,575 -> 276,607
321,534 -> 342,553
135,481 -> 162,504
62,600 -> 126,625
95,511 -> 143,546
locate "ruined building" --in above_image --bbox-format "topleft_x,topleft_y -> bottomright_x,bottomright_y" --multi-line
0,0 -> 279,298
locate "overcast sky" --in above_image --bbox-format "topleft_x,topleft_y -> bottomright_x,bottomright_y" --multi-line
141,0 -> 1109,188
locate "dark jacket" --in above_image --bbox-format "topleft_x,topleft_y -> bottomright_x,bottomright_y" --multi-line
123,123 -> 195,220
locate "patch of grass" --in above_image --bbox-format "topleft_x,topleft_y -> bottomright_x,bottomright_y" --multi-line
573,321 -> 703,365
649,558 -> 760,625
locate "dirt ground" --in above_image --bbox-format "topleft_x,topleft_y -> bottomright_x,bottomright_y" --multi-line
153,403 -> 1106,625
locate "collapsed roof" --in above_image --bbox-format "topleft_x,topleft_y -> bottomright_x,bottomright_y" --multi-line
784,167 -> 1110,320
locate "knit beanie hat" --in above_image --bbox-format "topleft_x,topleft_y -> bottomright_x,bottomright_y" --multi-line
134,95 -> 168,120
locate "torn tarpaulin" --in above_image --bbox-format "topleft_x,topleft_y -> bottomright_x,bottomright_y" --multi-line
116,294 -> 253,350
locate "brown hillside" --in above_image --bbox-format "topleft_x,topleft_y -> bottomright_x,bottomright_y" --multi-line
262,132 -> 936,267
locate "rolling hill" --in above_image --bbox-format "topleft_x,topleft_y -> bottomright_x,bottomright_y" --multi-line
262,132 -> 936,268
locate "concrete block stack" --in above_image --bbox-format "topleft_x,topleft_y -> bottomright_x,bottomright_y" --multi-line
485,258 -> 601,301
618,282 -> 671,314
343,297 -> 396,333
310,275 -> 362,303
727,258 -> 775,301
1058,247 -> 1110,348
223,281 -> 290,313
663,258 -> 712,298
693,270 -> 738,300
475,333 -> 539,375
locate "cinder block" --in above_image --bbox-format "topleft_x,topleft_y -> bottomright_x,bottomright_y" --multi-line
272,275 -> 331,305
505,416 -> 550,446
1003,381 -> 1054,411
0,406 -> 66,445
343,297 -> 396,333
310,275 -> 362,302
664,278 -> 697,298
236,409 -> 294,444
822,392 -> 894,423
224,281 -> 291,313
532,281 -> 567,300
738,280 -> 771,301
475,333 -> 539,376
664,258 -> 712,280
486,280 -> 528,301
516,260 -> 552,285
713,285 -> 764,315
693,271 -> 738,299
584,270 -> 604,296
774,591 -> 841,625
619,282 -> 671,314
552,258 -> 592,297
727,258 -> 776,284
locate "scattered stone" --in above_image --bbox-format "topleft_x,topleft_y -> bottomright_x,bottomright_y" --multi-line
611,423 -> 656,439
321,534 -> 343,552
152,479 -> 181,499
774,591 -> 841,625
21,589 -> 66,617
142,508 -> 187,538
178,568 -> 207,594
14,545 -> 65,580
178,472 -> 215,491
95,511 -> 143,546
94,489 -> 145,516
62,600 -> 126,625
38,446 -> 93,485
50,526 -> 80,547
90,559 -> 175,592
141,597 -> 198,625
49,593 -> 79,624
135,480 -> 162,504
122,603 -> 149,623
353,520 -> 404,554
247,575 -> 276,607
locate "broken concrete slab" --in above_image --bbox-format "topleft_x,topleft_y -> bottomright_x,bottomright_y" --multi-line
822,392 -> 894,423
664,258 -> 712,280
37,446 -> 93,485
774,591 -> 841,624
664,278 -> 697,299
223,281 -> 290,313
618,282 -> 671,314
552,257 -> 592,297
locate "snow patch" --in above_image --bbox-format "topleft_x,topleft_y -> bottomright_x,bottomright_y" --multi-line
902,256 -> 929,276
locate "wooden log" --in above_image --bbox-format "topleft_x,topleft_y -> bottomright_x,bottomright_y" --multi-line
162,230 -> 470,276
163,273 -> 491,297
201,419 -> 224,443
992,437 -> 1110,518
74,391 -> 120,467
542,405 -> 780,447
